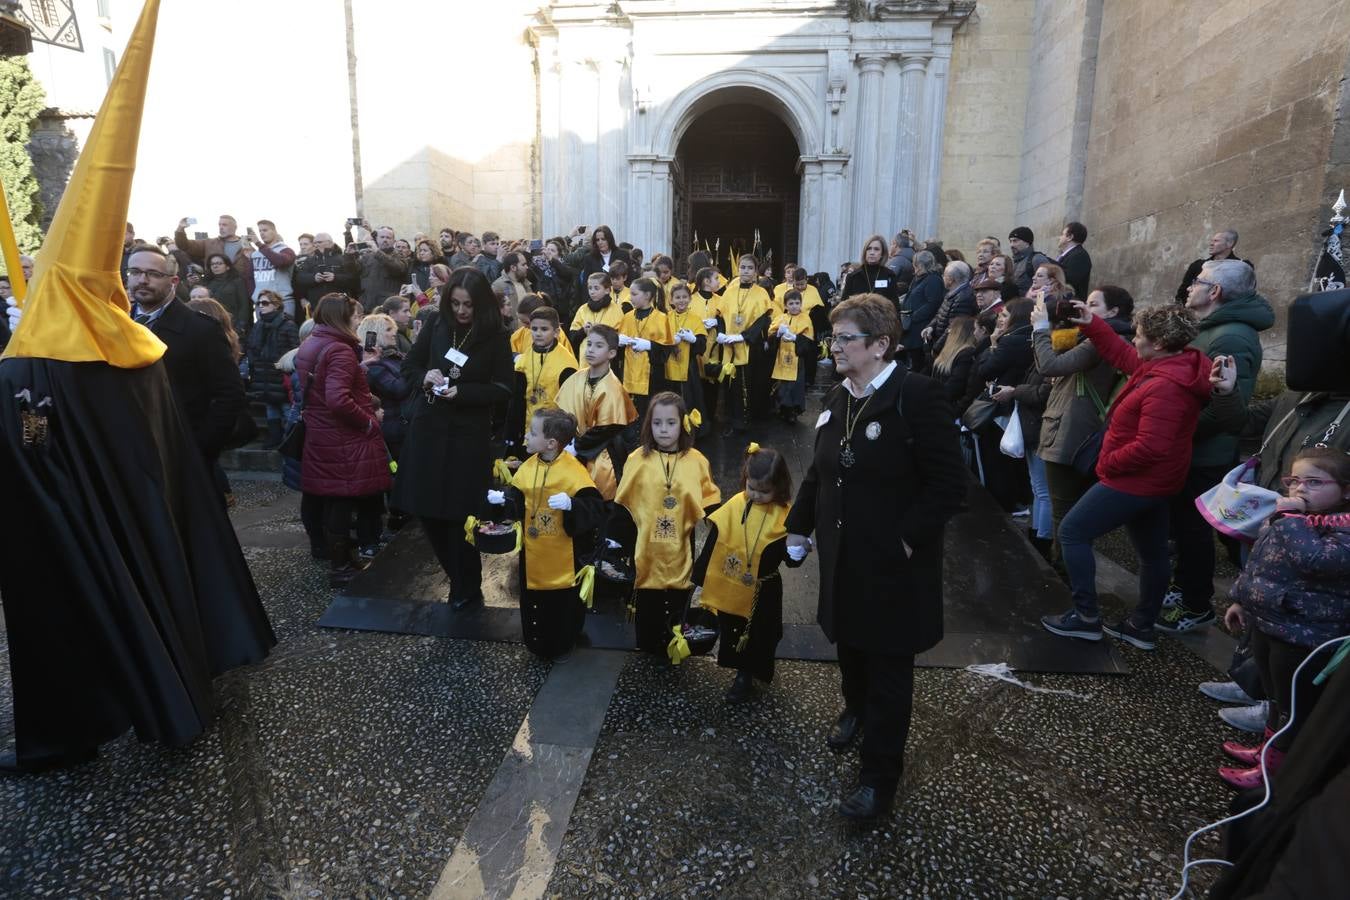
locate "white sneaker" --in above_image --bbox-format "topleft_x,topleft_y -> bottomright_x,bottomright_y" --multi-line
1199,680 -> 1258,705
1161,584 -> 1183,609
1219,701 -> 1269,733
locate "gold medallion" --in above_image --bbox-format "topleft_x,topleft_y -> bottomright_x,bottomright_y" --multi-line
448,365 -> 462,379
663,495 -> 677,510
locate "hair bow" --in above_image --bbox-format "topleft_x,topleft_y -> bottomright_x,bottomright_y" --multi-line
746,441 -> 760,455
683,409 -> 702,434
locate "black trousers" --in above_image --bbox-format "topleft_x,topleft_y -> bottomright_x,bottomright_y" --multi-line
300,492 -> 326,547
837,643 -> 917,795
635,587 -> 689,656
714,580 -> 782,683
421,516 -> 484,603
1170,463 -> 1231,613
322,494 -> 384,546
1251,629 -> 1333,752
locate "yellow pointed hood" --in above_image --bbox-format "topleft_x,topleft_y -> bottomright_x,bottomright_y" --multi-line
2,0 -> 165,368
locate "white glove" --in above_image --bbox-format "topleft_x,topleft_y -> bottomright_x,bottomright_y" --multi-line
547,492 -> 572,511
632,338 -> 652,352
605,538 -> 622,549
563,441 -> 577,456
512,353 -> 521,364
715,332 -> 731,345
725,333 -> 744,344
702,317 -> 718,329
487,489 -> 506,505
7,298 -> 22,332
681,329 -> 697,344
786,543 -> 809,562
618,334 -> 634,347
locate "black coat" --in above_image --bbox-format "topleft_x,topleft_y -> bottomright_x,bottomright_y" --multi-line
1057,244 -> 1092,301
245,311 -> 299,405
900,271 -> 945,350
147,299 -> 246,460
391,310 -> 513,521
784,368 -> 967,655
976,325 -> 1034,387
567,246 -> 633,284
928,283 -> 977,349
204,270 -> 252,335
294,247 -> 360,308
935,345 -> 978,407
841,264 -> 902,307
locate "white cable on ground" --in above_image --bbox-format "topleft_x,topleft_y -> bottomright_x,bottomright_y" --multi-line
964,662 -> 1091,700
1168,633 -> 1350,900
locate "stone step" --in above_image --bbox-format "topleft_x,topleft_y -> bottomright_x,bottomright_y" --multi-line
221,444 -> 282,473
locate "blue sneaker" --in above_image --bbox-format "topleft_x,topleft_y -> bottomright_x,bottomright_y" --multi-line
1041,610 -> 1102,642
1103,618 -> 1157,651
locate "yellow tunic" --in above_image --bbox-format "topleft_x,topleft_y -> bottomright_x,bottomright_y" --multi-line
510,325 -> 531,355
611,286 -> 631,310
709,282 -> 770,367
514,339 -> 579,428
569,299 -> 626,333
770,312 -> 815,381
687,273 -> 728,294
769,283 -> 824,316
554,368 -> 637,500
616,449 -> 721,590
618,308 -> 674,397
511,452 -> 597,590
700,492 -> 790,619
664,306 -> 707,382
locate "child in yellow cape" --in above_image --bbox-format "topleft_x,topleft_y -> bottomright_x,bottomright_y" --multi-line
553,324 -> 637,500
612,392 -> 721,657
692,444 -> 802,702
663,281 -> 708,436
708,254 -> 771,437
770,289 -> 815,422
617,276 -> 674,418
488,408 -> 606,660
568,271 -> 627,360
505,304 -> 577,451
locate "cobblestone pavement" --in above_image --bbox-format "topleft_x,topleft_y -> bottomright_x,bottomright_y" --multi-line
0,480 -> 1236,898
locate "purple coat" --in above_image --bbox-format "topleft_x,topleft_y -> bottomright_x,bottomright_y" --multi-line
1232,512 -> 1350,647
295,326 -> 391,498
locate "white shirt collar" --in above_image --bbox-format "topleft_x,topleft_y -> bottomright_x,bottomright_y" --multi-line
844,360 -> 897,398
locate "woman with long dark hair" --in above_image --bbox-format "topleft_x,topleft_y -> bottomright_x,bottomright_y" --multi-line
567,225 -> 633,282
295,293 -> 392,585
393,267 -> 513,609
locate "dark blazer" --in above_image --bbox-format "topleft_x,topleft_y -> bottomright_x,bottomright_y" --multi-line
841,264 -> 902,307
147,298 -> 246,460
391,310 -> 513,521
784,367 -> 967,655
1057,244 -> 1092,300
900,271 -> 945,351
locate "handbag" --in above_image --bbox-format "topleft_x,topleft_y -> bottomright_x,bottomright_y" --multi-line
1070,372 -> 1120,477
999,402 -> 1025,458
277,367 -> 316,462
961,396 -> 999,433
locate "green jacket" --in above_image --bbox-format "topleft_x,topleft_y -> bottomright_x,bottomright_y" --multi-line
1189,291 -> 1274,468
1243,392 -> 1350,490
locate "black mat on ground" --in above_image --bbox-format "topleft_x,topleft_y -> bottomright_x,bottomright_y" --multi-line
319,408 -> 1126,674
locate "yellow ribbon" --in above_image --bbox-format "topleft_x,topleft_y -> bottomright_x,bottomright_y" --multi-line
818,338 -> 831,359
493,458 -> 514,484
717,360 -> 738,383
746,441 -> 760,455
667,625 -> 692,666
574,564 -> 596,608
683,408 -> 702,434
513,521 -> 523,552
389,459 -> 398,474
463,515 -> 478,545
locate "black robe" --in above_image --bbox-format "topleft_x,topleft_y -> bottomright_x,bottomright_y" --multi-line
0,358 -> 276,764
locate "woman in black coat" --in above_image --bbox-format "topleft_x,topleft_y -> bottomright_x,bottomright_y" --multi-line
392,267 -> 513,610
839,234 -> 901,309
565,225 -> 633,284
245,290 -> 299,448
785,294 -> 967,822
205,252 -> 252,338
898,250 -> 945,371
532,238 -> 577,318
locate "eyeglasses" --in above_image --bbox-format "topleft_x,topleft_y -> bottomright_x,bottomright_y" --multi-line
255,299 -> 275,307
126,268 -> 171,279
1282,476 -> 1336,489
830,332 -> 872,346
1192,279 -> 1216,289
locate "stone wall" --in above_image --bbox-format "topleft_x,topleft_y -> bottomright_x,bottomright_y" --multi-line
937,0 -> 1035,253
1079,0 -> 1350,358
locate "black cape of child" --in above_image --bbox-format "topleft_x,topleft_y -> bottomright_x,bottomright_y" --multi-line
0,357 -> 276,765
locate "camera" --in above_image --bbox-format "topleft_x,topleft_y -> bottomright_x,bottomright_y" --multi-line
1047,294 -> 1078,326
364,330 -> 378,351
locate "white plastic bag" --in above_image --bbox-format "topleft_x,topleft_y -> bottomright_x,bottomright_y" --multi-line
999,402 -> 1025,458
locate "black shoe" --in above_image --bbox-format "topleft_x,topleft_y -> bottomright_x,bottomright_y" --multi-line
1030,536 -> 1053,562
826,709 -> 862,750
1040,609 -> 1103,642
725,670 -> 755,703
1103,618 -> 1158,651
310,543 -> 327,561
450,595 -> 484,612
0,747 -> 97,775
838,784 -> 893,821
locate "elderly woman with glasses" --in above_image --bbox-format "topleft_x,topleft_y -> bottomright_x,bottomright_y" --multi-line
785,293 -> 967,822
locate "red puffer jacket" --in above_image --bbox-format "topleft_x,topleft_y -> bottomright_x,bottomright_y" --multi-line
295,325 -> 392,497
1081,314 -> 1212,497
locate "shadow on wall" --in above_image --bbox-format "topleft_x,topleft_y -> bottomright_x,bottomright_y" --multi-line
27,110 -> 87,234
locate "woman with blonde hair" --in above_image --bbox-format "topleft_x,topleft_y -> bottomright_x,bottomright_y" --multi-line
840,234 -> 901,307
929,315 -> 980,405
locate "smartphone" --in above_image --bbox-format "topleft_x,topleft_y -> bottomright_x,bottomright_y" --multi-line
185,217 -> 197,226
346,217 -> 362,227
364,330 -> 378,351
529,239 -> 543,252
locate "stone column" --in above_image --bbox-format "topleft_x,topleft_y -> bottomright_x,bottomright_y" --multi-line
918,53 -> 951,237
648,158 -> 674,259
820,154 -> 851,275
626,156 -> 653,254
797,157 -> 824,272
538,50 -> 563,237
849,54 -> 888,242
595,57 -> 628,232
893,56 -> 927,235
875,56 -> 904,236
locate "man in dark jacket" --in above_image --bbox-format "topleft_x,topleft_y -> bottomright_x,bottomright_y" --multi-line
1158,259 -> 1274,633
1055,222 -> 1092,300
174,214 -> 255,297
898,250 -> 945,372
345,223 -> 408,311
127,247 -> 245,485
922,260 -> 976,353
1008,226 -> 1050,296
886,232 -> 915,286
1174,229 -> 1251,304
294,232 -> 359,313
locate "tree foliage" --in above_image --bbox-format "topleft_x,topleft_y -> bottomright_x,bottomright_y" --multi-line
0,56 -> 47,254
